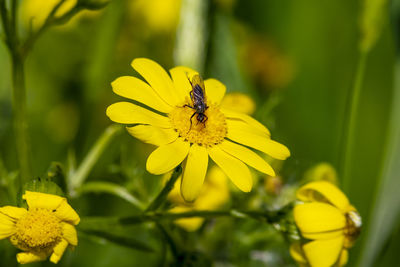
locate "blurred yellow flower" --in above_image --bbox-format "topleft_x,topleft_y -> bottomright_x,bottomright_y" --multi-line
20,0 -> 77,29
20,0 -> 101,30
290,181 -> 361,267
168,166 -> 229,231
264,175 -> 283,195
241,36 -> 294,89
303,162 -> 338,185
0,191 -> 80,264
221,92 -> 256,115
106,58 -> 290,202
130,0 -> 182,33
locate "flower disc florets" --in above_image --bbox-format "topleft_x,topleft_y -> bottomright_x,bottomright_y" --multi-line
169,103 -> 227,147
14,208 -> 62,250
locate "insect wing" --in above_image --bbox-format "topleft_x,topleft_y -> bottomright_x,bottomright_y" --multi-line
191,74 -> 206,102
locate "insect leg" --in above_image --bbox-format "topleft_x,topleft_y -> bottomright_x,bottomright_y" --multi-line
183,104 -> 195,109
187,111 -> 197,133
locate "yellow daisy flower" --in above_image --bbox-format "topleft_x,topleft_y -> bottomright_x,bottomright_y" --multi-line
106,58 -> 290,202
0,191 -> 80,264
290,181 -> 362,267
168,166 -> 229,231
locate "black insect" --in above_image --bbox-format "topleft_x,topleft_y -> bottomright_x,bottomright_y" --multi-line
184,74 -> 209,131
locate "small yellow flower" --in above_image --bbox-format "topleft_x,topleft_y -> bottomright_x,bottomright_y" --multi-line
290,181 -> 361,267
0,191 -> 80,264
20,0 -> 77,29
130,0 -> 182,33
303,162 -> 338,185
168,166 -> 229,231
106,58 -> 290,202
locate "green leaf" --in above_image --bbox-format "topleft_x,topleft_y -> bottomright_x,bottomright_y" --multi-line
47,162 -> 67,192
22,177 -> 65,197
79,229 -> 154,252
357,25 -> 400,267
78,181 -> 145,209
68,125 -> 122,192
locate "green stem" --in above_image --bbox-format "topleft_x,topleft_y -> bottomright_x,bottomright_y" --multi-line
1,0 -> 32,185
341,51 -> 368,192
79,207 -> 290,230
68,125 -> 122,194
145,166 -> 182,212
0,0 -> 11,48
78,181 -> 145,210
156,223 -> 180,259
11,52 -> 32,185
133,209 -> 282,224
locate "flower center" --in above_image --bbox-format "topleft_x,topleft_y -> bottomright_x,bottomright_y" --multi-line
14,208 -> 62,249
169,103 -> 227,147
344,210 -> 362,248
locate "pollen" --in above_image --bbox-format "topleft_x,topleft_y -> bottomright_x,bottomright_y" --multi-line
14,208 -> 62,249
169,103 -> 227,147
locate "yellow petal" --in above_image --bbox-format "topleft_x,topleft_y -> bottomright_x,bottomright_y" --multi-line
289,243 -> 308,264
146,138 -> 190,175
221,93 -> 256,115
208,145 -> 252,192
50,238 -> 69,264
111,76 -> 172,113
23,191 -> 64,210
303,236 -> 344,267
126,125 -> 178,146
0,206 -> 27,221
0,212 -> 16,239
131,58 -> 180,105
181,144 -> 209,202
54,199 -> 80,225
297,181 -> 350,212
106,102 -> 171,128
23,191 -> 80,225
195,169 -> 229,210
61,222 -> 78,246
169,206 -> 204,232
169,66 -> 197,103
166,173 -> 184,204
16,252 -> 48,264
206,166 -> 228,188
338,249 -> 349,266
294,203 -> 345,240
204,78 -> 226,104
227,119 -> 290,160
219,140 -> 275,176
222,108 -> 270,135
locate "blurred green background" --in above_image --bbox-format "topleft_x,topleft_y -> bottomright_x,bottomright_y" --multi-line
0,0 -> 399,266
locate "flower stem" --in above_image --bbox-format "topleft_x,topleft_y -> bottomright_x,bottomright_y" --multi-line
131,209 -> 285,224
68,125 -> 122,195
0,0 -> 32,185
79,206 -> 291,229
145,166 -> 182,212
341,51 -> 368,192
11,52 -> 32,185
